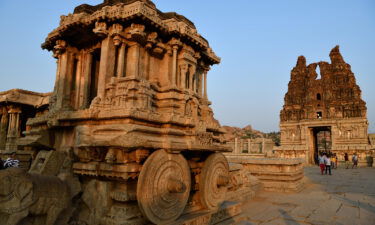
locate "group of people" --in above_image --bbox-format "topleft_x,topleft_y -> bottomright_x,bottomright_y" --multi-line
318,152 -> 337,175
0,152 -> 20,170
318,152 -> 359,175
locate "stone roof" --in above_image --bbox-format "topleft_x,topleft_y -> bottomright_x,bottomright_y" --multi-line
0,89 -> 50,108
74,0 -> 196,29
41,0 -> 219,64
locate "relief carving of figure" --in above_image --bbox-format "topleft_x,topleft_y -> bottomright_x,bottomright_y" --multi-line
185,100 -> 193,116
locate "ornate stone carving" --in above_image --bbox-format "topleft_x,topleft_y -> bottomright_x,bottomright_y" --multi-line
53,40 -> 67,58
137,150 -> 191,224
0,168 -> 70,225
93,21 -> 108,36
125,23 -> 146,41
199,153 -> 229,210
18,1 -> 238,224
280,46 -> 366,122
277,46 -> 372,165
168,37 -> 182,48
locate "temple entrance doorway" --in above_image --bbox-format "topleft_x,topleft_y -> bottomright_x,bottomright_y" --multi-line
309,126 -> 332,165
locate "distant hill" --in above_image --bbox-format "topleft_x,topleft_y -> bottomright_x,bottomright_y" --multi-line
222,125 -> 280,146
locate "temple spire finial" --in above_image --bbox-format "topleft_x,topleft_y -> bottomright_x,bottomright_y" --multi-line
329,45 -> 345,64
296,55 -> 306,68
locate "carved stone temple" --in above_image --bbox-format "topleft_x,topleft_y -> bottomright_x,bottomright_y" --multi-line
0,1 -> 260,224
275,46 -> 373,165
0,89 -> 49,152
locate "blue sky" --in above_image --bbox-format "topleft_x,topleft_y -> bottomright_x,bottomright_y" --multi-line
0,0 -> 374,132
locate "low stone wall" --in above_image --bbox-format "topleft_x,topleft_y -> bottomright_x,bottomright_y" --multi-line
225,155 -> 304,193
274,145 -> 375,167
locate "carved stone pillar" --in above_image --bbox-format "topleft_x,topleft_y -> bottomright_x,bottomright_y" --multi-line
97,37 -> 116,99
171,46 -> 178,86
65,53 -> 77,109
5,108 -> 21,151
116,43 -> 126,78
55,52 -> 69,109
54,59 -> 60,94
203,70 -> 208,99
7,109 -> 21,138
52,40 -> 67,97
0,109 -> 8,149
168,38 -> 181,87
15,113 -> 20,136
198,71 -> 203,97
189,66 -> 195,91
234,138 -> 238,154
193,74 -> 198,93
7,113 -> 13,137
81,52 -> 93,109
248,139 -> 251,153
179,64 -> 188,89
126,42 -> 140,78
261,138 -> 265,153
74,56 -> 83,109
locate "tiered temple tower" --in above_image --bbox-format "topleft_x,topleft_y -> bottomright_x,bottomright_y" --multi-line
276,46 -> 372,165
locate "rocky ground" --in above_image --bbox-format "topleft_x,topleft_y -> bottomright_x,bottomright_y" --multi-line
238,166 -> 375,225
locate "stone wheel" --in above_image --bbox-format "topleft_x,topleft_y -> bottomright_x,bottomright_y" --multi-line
137,149 -> 191,224
199,153 -> 229,210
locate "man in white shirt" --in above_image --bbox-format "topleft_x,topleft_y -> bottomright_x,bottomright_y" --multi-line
352,153 -> 358,169
324,154 -> 332,175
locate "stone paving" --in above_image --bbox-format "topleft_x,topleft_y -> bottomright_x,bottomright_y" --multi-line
238,166 -> 375,225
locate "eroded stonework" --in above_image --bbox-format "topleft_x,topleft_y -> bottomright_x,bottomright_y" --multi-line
276,46 -> 373,165
1,1 -> 256,224
0,89 -> 50,152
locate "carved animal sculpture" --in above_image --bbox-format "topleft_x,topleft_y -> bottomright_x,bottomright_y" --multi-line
0,168 -> 70,225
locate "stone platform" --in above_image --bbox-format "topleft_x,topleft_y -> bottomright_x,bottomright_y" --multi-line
239,167 -> 375,225
226,155 -> 304,192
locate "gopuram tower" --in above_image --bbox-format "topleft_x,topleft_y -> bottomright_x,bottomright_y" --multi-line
7,0 -> 249,224
275,46 -> 373,165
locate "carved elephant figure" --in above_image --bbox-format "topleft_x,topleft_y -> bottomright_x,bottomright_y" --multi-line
0,168 -> 70,225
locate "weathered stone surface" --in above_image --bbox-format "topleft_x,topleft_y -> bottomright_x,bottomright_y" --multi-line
276,46 -> 374,165
0,89 -> 50,152
3,0 -> 257,224
0,168 -> 71,225
226,156 -> 304,192
239,167 -> 375,225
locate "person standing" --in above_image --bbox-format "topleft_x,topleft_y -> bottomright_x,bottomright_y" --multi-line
319,153 -> 326,175
325,154 -> 332,175
344,153 -> 350,169
334,154 -> 338,169
330,154 -> 336,169
3,152 -> 20,168
352,153 -> 358,169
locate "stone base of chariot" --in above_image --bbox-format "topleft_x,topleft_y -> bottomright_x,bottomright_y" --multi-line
176,202 -> 243,225
174,164 -> 261,225
72,161 -> 261,225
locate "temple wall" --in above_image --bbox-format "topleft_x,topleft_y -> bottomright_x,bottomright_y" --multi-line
226,138 -> 274,154
277,117 -> 372,166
